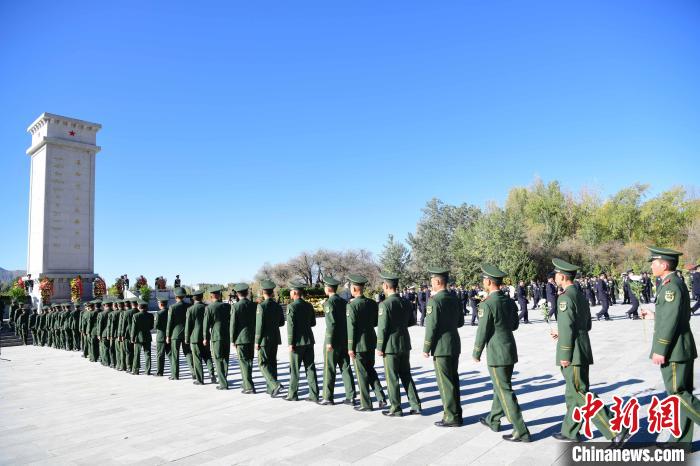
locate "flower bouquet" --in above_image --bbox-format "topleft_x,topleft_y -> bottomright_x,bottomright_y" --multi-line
70,276 -> 83,303
93,276 -> 107,299
540,301 -> 550,322
40,278 -> 54,304
155,277 -> 166,290
135,275 -> 148,289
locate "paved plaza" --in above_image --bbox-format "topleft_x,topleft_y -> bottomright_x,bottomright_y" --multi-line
2,303 -> 699,465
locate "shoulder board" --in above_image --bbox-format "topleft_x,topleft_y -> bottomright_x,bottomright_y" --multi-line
662,278 -> 671,285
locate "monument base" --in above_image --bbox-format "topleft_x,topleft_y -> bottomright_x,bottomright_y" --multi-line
30,273 -> 99,306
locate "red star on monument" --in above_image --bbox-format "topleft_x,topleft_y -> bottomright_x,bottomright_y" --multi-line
68,130 -> 76,136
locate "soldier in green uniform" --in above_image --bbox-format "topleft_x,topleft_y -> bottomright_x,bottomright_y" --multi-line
550,258 -> 628,444
107,300 -> 120,366
88,300 -> 101,362
80,302 -> 92,358
377,272 -> 421,417
121,299 -> 138,371
113,300 -> 125,370
423,266 -> 464,427
130,299 -> 154,375
71,302 -> 81,351
185,289 -> 216,385
9,300 -> 17,335
320,276 -> 356,406
166,287 -> 189,380
98,299 -> 113,366
473,264 -> 530,442
154,296 -> 170,376
203,286 -> 231,390
18,304 -> 30,345
29,306 -> 39,345
231,283 -> 257,394
641,247 -> 700,445
346,274 -> 388,412
38,306 -> 48,346
285,281 -> 320,402
255,279 -> 285,397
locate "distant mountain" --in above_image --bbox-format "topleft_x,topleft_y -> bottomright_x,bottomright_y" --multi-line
0,267 -> 25,283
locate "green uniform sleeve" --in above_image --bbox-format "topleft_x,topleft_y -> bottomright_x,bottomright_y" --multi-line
324,300 -> 335,346
184,309 -> 192,342
376,302 -> 388,353
652,282 -> 682,357
130,315 -> 136,341
457,303 -> 465,328
422,299 -> 437,354
556,296 -> 574,362
255,304 -> 263,345
230,303 -> 237,341
287,304 -> 294,346
472,303 -> 493,360
510,299 -> 520,331
309,303 -> 316,327
202,307 -> 211,340
166,307 -> 173,339
347,305 -> 356,351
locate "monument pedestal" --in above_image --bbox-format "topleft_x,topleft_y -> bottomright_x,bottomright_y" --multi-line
30,274 -> 99,305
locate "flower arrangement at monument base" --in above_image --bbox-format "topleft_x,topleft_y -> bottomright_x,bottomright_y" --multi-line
155,277 -> 166,290
70,276 -> 83,303
39,278 -> 54,305
540,302 -> 550,322
93,276 -> 107,299
139,286 -> 152,303
135,275 -> 147,290
113,277 -> 124,298
9,281 -> 26,302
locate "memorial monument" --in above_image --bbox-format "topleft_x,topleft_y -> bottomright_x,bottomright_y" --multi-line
25,113 -> 101,304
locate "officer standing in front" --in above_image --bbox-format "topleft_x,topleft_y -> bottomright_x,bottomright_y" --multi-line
166,287 -> 188,380
255,279 -> 285,397
230,283 -> 257,394
185,289 -> 216,385
285,281 -> 320,402
203,286 -> 231,390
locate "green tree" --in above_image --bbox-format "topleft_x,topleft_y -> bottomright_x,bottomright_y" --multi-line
378,234 -> 412,282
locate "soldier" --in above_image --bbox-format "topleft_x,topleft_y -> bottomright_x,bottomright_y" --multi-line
641,247 -> 700,445
174,275 -> 181,288
98,299 -> 113,366
8,300 -> 17,335
71,302 -> 81,351
549,259 -> 628,444
154,296 -> 170,376
230,283 -> 257,394
112,300 -> 125,370
690,265 -> 700,314
122,298 -> 139,371
376,272 -> 421,417
516,280 -> 529,324
545,274 -> 558,321
625,274 -> 641,320
185,290 -> 215,385
347,274 -> 388,412
130,299 -> 154,375
473,264 -> 530,442
595,273 -> 611,321
622,271 -> 632,304
255,279 -> 285,397
417,286 -> 429,327
203,286 -> 231,390
319,276 -> 356,406
423,266 -> 464,427
29,306 -> 39,345
166,287 -> 189,380
107,300 -> 120,366
88,300 -> 102,362
80,301 -> 92,358
284,281 -> 319,402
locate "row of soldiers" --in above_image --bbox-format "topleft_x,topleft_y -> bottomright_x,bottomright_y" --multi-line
6,247 -> 699,446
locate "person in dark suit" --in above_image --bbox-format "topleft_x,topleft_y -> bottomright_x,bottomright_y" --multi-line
609,278 -> 617,305
545,275 -> 557,321
641,272 -> 652,304
417,286 -> 429,326
174,275 -> 181,288
625,277 -> 640,319
622,272 -> 631,304
691,266 -> 700,314
530,280 -> 540,309
516,280 -> 529,323
595,273 -> 611,321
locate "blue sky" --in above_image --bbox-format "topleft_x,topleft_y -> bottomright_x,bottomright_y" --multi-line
1,1 -> 698,284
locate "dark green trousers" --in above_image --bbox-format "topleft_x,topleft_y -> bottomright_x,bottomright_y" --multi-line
133,342 -> 152,375
156,340 -> 170,375
190,342 -> 215,384
100,338 -> 111,366
661,360 -> 700,443
170,339 -> 183,379
90,337 -> 99,362
211,340 -> 230,389
287,345 -> 319,401
354,351 -> 386,409
124,341 -> 134,370
114,340 -> 123,370
560,365 -> 616,440
109,338 -> 116,366
73,330 -> 81,350
82,335 -> 89,357
434,356 -> 462,423
486,365 -> 530,439
259,345 -> 280,393
236,344 -> 255,391
322,347 -> 356,402
384,352 -> 421,413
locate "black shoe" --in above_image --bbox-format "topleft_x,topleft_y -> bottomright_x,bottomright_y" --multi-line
503,434 -> 531,443
343,399 -> 357,406
434,420 -> 461,427
553,433 -> 580,442
409,409 -> 421,415
211,377 -> 217,384
354,406 -> 372,412
382,410 -> 403,417
319,399 -> 334,406
378,400 -> 388,409
479,417 -> 499,432
146,372 -> 152,376
193,381 -> 203,385
155,373 -> 163,377
215,386 -> 227,390
271,385 -> 282,398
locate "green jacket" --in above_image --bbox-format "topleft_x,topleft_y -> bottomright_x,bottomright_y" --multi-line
89,308 -> 101,337
286,298 -> 316,346
231,298 -> 256,345
120,308 -> 138,338
29,312 -> 38,330
651,273 -> 697,362
154,307 -> 168,342
185,302 -> 207,343
130,310 -> 154,343
422,290 -> 464,356
99,309 -> 111,337
473,290 -> 519,366
203,301 -> 231,343
323,294 -> 348,350
346,295 -> 379,353
71,309 -> 81,332
166,301 -> 188,341
556,284 -> 593,366
109,310 -> 121,337
255,298 -> 284,347
377,293 -> 412,354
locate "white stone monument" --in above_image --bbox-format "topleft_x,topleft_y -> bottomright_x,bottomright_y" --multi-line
26,113 -> 101,304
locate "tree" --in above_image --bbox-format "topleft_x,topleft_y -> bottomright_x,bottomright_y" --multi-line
378,234 -> 412,282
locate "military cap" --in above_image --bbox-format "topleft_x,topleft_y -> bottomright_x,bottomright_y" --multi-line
379,271 -> 400,281
137,299 -> 148,306
173,287 -> 187,297
647,246 -> 682,262
233,283 -> 250,293
94,299 -> 103,305
208,285 -> 223,294
22,303 -> 31,310
480,263 -> 507,280
191,289 -> 204,297
427,266 -> 450,278
348,274 -> 368,285
288,281 -> 306,291
129,298 -> 138,304
155,291 -> 169,302
259,279 -> 276,290
552,258 -> 579,276
42,305 -> 49,310
322,276 -> 341,287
